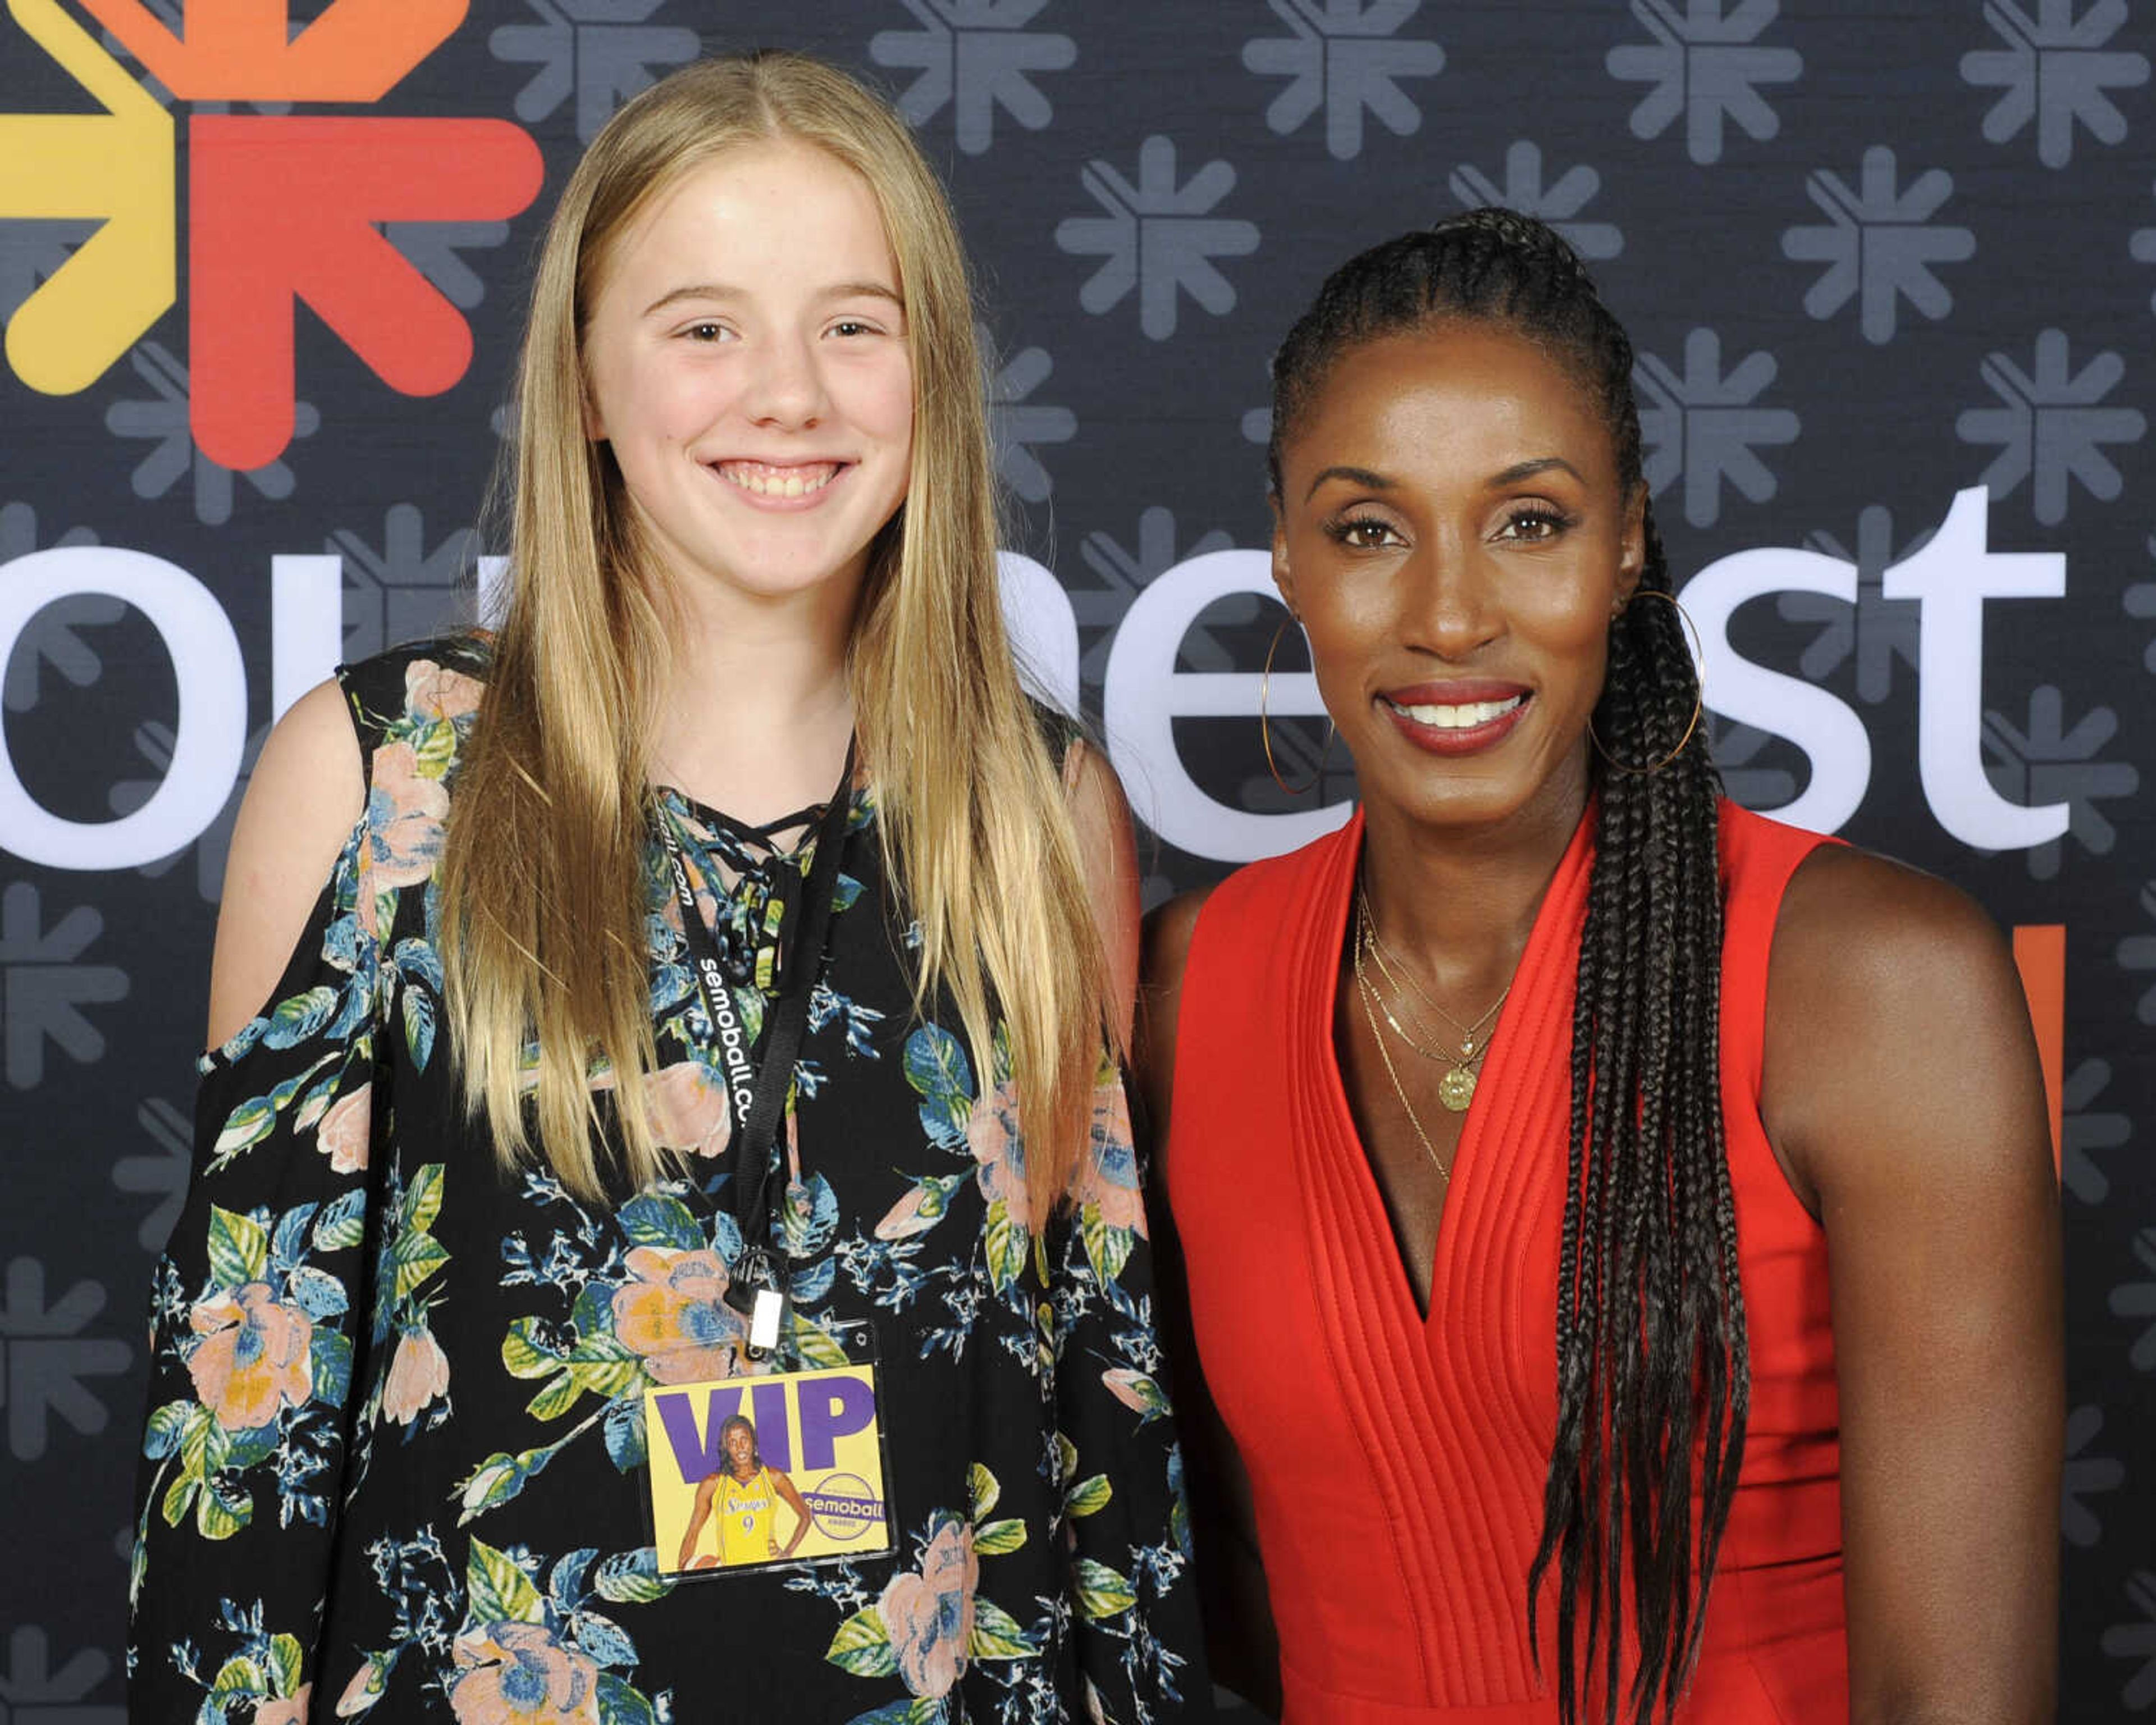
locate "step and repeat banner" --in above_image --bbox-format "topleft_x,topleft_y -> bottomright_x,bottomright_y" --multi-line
3,1 -> 2153,1714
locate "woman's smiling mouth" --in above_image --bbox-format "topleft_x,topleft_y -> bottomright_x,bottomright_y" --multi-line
1378,686 -> 1532,755
1381,692 -> 1527,730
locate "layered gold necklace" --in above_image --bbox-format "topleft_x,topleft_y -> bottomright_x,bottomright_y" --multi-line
1352,894 -> 1513,1115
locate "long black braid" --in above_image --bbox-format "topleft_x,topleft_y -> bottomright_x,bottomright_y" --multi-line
1268,208 -> 1743,1725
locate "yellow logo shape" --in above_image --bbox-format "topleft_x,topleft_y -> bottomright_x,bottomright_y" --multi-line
0,0 -> 175,397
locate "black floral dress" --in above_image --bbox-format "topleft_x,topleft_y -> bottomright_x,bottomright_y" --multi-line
129,638 -> 1205,1725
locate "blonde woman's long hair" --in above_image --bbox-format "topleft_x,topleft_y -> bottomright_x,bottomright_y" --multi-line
440,53 -> 1111,1213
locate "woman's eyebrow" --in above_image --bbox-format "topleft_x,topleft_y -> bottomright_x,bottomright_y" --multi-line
1490,456 -> 1583,486
1304,464 -> 1393,502
817,280 -> 903,305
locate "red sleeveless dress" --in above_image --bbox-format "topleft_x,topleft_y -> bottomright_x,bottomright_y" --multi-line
1165,801 -> 1846,1722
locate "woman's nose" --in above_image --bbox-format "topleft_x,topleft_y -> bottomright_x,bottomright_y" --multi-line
1403,535 -> 1501,658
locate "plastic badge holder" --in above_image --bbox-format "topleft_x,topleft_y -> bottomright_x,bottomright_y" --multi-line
642,1317 -> 898,1580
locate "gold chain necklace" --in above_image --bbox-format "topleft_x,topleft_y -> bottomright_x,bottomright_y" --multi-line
1354,900 -> 1510,1111
1352,938 -> 1453,1180
1358,898 -> 1512,1058
1361,934 -> 1502,1073
1358,939 -> 1496,1094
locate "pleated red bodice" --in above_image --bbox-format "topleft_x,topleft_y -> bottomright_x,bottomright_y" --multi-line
1166,801 -> 1847,1722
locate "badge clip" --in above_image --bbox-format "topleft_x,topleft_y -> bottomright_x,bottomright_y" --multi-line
747,1285 -> 788,1361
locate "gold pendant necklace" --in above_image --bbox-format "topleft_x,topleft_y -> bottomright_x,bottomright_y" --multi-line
1359,952 -> 1485,1110
1354,900 -> 1506,1112
1353,958 -> 1452,1176
1435,1062 -> 1479,1114
1358,899 -> 1511,1058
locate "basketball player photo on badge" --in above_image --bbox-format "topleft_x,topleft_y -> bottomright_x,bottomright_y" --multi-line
643,1361 -> 896,1577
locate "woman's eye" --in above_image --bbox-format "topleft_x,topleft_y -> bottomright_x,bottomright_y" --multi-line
683,322 -> 728,343
829,318 -> 878,339
1328,516 -> 1398,549
1500,508 -> 1570,542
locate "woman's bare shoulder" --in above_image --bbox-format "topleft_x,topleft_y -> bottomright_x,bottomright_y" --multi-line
1141,886 -> 1216,996
1764,841 -> 2044,1206
1769,843 -> 2021,1052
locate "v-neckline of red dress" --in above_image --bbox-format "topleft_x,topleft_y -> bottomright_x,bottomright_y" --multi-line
1309,804 -> 1598,1336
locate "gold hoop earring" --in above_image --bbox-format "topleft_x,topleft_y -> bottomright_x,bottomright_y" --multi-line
1588,588 -> 1705,776
1259,618 -> 1336,796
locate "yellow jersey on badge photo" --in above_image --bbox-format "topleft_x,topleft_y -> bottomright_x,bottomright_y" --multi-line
645,1362 -> 893,1575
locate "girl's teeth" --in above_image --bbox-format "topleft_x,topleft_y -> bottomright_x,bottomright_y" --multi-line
718,462 -> 838,497
1393,694 -> 1525,729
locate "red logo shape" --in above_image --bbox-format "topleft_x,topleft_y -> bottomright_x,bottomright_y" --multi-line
189,117 -> 544,471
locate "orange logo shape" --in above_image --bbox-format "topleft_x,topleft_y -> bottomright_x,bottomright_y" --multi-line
2011,924 -> 2064,1169
77,0 -> 469,102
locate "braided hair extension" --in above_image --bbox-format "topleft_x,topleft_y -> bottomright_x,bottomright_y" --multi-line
1268,209 -> 1743,1724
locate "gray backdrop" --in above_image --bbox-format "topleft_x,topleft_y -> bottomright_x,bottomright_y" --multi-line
2,1 -> 2153,1715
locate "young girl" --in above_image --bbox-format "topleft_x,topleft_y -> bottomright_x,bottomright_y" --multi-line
1144,211 -> 2059,1722
131,53 -> 1203,1723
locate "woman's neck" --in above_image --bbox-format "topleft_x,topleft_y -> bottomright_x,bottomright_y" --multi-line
1356,767 -> 1591,997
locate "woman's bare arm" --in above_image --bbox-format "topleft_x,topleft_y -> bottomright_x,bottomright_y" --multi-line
679,1475 -> 718,1571
772,1470 -> 813,1557
1764,846 -> 2061,1725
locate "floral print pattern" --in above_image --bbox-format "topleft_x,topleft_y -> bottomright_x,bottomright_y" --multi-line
365,740 -> 450,892
382,1327 -> 452,1426
879,1513 -> 978,1696
966,1075 -> 1034,1236
642,1058 -> 732,1156
319,1081 -> 372,1174
186,1282 -> 316,1430
131,638 -> 1203,1723
610,1246 -> 747,1384
449,1622 -> 601,1725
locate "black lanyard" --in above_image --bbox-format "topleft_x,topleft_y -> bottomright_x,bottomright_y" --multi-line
655,741 -> 855,1356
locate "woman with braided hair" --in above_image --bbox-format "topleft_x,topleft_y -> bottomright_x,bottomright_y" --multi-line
1140,208 -> 2059,1723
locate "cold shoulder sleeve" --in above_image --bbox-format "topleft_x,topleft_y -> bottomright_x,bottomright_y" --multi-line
127,663 -> 407,1723
1050,1064 -> 1212,1719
